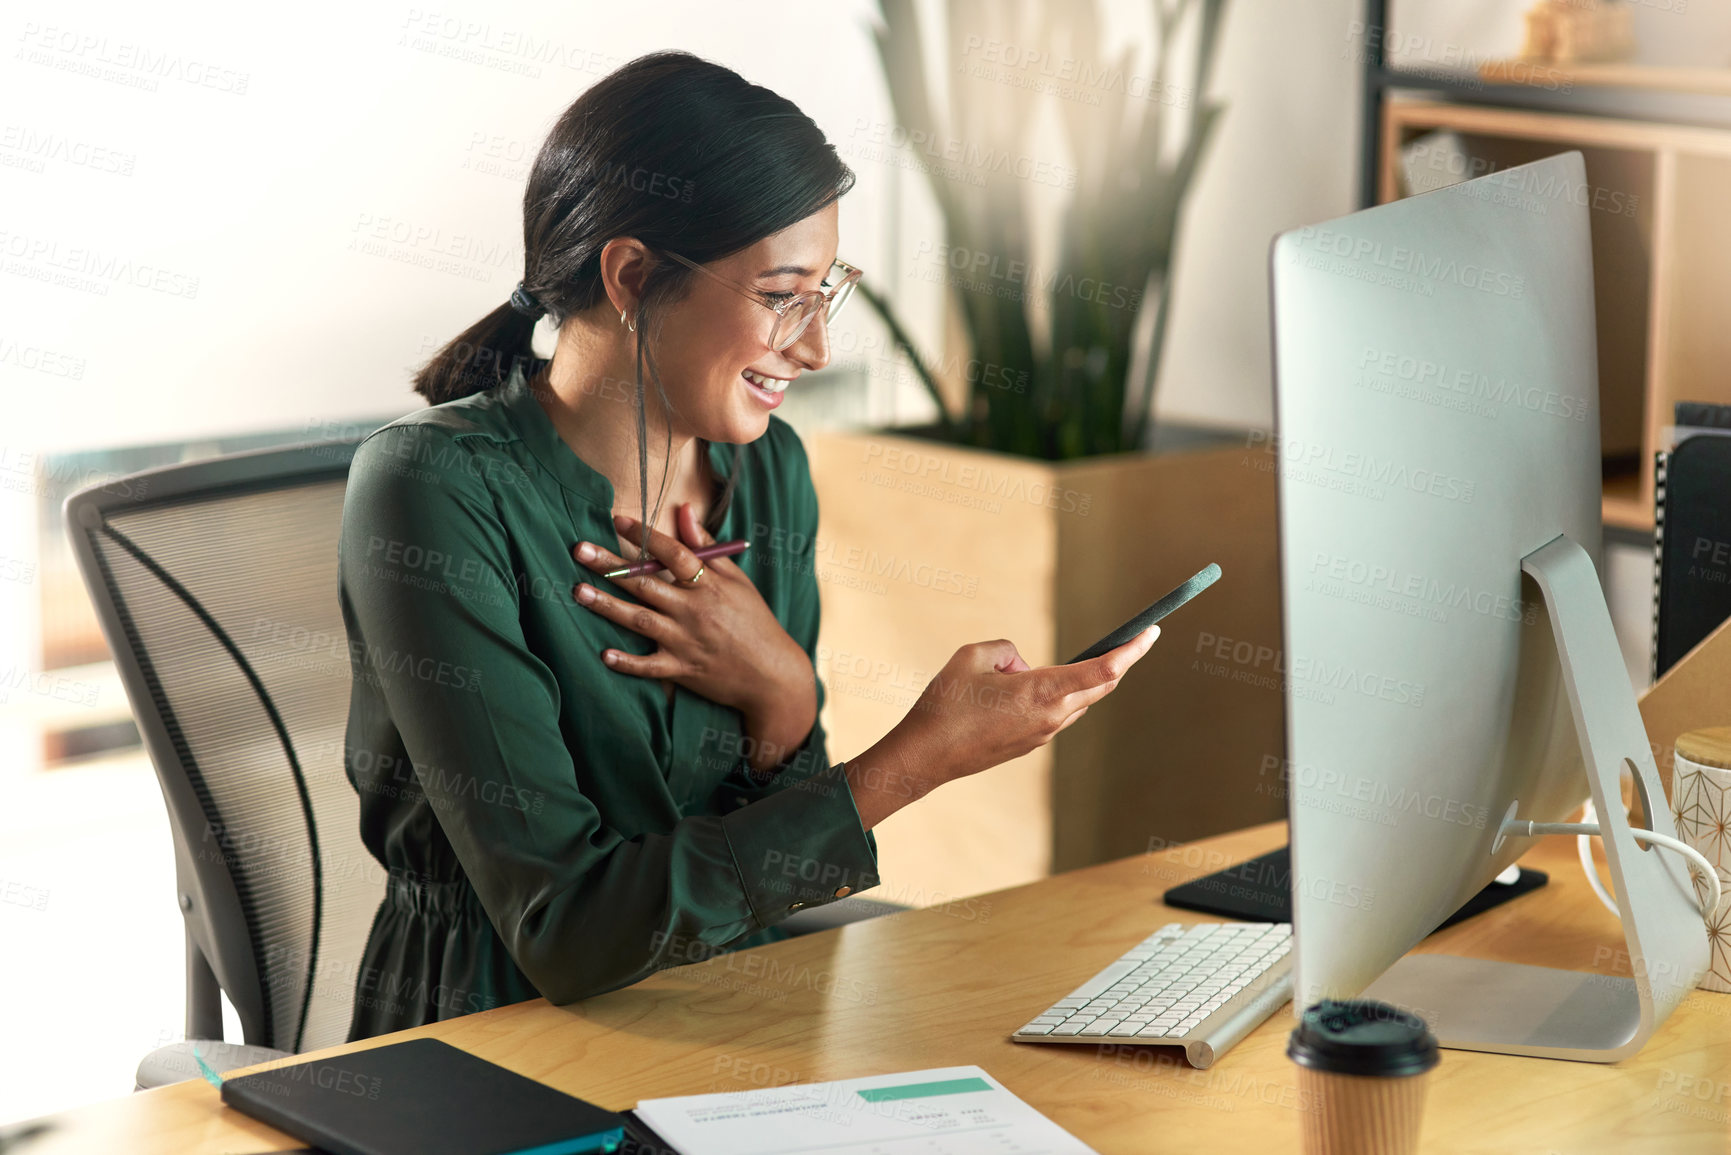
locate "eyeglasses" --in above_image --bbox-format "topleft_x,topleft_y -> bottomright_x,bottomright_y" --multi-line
662,250 -> 863,353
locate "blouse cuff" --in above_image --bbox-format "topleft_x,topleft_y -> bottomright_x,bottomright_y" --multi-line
719,759 -> 880,927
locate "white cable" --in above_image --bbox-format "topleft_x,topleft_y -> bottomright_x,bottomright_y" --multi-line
1576,799 -> 1619,917
1509,813 -> 1722,924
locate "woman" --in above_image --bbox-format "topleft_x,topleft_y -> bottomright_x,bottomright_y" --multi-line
338,50 -> 1159,1041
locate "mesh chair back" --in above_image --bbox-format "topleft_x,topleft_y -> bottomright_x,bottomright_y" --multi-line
64,440 -> 381,1053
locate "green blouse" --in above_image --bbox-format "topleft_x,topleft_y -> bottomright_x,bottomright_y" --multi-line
337,362 -> 879,1041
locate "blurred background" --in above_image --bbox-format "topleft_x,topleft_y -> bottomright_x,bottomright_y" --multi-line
5,0 -> 1731,1123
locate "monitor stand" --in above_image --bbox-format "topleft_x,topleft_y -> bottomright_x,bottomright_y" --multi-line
1358,534 -> 1710,1062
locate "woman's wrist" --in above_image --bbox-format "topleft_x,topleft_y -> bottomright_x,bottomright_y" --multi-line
841,728 -> 940,831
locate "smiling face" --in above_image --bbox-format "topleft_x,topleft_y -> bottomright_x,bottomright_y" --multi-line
648,201 -> 839,444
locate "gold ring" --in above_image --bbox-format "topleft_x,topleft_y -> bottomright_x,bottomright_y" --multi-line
685,562 -> 706,585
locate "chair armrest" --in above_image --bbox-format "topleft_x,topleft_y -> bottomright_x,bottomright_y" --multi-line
134,1039 -> 292,1091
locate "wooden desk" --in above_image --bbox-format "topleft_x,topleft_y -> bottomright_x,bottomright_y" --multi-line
19,822 -> 1731,1154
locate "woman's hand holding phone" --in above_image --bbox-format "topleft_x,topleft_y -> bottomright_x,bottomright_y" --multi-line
843,626 -> 1161,830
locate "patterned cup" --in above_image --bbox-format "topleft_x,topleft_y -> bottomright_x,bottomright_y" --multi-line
1672,727 -> 1731,994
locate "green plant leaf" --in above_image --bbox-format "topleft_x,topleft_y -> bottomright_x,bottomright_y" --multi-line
865,0 -> 1230,459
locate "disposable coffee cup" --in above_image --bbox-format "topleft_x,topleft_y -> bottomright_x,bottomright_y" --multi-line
1287,999 -> 1439,1155
1672,727 -> 1731,993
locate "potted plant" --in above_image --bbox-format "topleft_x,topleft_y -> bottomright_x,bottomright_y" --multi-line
808,0 -> 1285,900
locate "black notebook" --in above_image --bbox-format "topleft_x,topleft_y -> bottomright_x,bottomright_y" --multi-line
219,1038 -> 626,1155
1163,845 -> 1548,928
1653,405 -> 1731,680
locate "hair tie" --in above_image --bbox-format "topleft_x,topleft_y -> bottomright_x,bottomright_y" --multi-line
508,282 -> 546,319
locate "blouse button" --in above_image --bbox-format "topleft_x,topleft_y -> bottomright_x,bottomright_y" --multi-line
834,886 -> 853,899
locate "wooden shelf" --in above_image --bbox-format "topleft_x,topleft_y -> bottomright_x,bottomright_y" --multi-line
1478,60 -> 1731,98
1382,99 -> 1731,161
1601,469 -> 1648,532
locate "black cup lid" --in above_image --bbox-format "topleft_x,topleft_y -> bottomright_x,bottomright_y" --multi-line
1287,999 -> 1440,1077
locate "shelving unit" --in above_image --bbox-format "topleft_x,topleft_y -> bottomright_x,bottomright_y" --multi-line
1476,60 -> 1731,99
1356,1 -> 1731,532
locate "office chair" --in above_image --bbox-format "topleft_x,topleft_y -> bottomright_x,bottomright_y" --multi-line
64,436 -> 903,1089
65,439 -> 382,1089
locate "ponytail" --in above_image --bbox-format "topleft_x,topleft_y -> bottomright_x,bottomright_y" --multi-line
412,300 -> 545,405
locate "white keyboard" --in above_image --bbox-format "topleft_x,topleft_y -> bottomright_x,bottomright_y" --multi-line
1011,921 -> 1293,1069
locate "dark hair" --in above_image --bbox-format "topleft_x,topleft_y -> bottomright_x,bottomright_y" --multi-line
412,50 -> 854,553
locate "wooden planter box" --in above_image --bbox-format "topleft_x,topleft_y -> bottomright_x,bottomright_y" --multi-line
806,426 -> 1286,902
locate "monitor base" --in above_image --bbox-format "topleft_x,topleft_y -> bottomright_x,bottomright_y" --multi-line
1361,954 -> 1644,1061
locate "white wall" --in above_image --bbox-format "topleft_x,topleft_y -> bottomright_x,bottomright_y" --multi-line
1154,0 -> 1361,431
2,0 -> 905,455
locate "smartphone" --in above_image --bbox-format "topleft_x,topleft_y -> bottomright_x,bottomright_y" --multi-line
1064,563 -> 1221,664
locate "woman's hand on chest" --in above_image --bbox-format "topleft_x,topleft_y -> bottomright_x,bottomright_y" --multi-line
570,502 -> 811,726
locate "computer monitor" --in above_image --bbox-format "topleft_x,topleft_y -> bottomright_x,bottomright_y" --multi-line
1268,151 -> 1709,1062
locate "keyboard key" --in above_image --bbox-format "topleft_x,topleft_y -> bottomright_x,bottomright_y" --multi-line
1018,1023 -> 1055,1035
1051,1022 -> 1090,1035
1070,961 -> 1139,999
